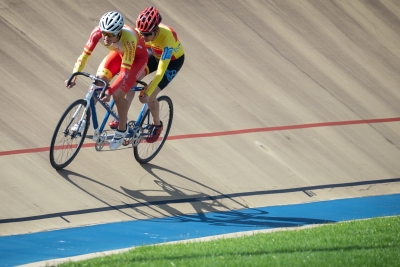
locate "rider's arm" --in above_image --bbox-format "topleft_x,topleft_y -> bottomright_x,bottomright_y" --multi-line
145,35 -> 176,96
72,27 -> 102,73
107,32 -> 137,95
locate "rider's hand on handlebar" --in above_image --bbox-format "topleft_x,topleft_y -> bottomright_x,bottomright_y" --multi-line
100,92 -> 111,102
139,86 -> 148,104
65,77 -> 76,89
139,92 -> 148,104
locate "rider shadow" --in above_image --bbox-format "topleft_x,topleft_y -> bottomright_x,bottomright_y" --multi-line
121,163 -> 335,229
56,169 -> 141,220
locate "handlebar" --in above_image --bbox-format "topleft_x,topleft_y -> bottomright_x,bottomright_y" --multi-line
136,80 -> 147,87
67,71 -> 107,87
68,72 -> 108,98
67,72 -> 148,98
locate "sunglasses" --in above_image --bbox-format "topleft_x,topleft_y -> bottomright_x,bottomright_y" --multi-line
140,31 -> 154,37
102,31 -> 117,38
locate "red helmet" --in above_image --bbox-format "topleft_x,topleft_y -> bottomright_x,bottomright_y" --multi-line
136,6 -> 162,33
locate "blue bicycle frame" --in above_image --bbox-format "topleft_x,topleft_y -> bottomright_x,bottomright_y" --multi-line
90,87 -> 149,140
51,71 -> 173,168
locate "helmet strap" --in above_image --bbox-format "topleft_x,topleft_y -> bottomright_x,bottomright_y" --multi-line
154,28 -> 160,38
112,31 -> 122,43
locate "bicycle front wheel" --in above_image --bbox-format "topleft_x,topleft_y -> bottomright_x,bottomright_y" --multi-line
49,99 -> 90,170
134,95 -> 173,164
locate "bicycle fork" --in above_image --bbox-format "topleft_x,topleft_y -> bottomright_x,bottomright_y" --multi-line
77,85 -> 96,128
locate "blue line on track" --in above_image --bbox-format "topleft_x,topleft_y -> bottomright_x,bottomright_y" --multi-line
1,194 -> 399,266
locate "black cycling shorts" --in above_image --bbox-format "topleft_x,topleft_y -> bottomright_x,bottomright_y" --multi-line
146,52 -> 185,90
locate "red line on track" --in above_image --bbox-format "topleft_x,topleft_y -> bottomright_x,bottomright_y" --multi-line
1,117 -> 399,157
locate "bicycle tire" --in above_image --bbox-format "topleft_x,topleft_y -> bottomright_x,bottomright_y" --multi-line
134,95 -> 173,164
49,99 -> 90,170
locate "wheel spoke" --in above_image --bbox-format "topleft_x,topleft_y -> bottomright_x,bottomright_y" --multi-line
134,96 -> 173,164
49,100 -> 90,170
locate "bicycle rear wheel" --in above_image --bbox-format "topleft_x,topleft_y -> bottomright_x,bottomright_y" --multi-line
49,99 -> 90,170
134,95 -> 173,164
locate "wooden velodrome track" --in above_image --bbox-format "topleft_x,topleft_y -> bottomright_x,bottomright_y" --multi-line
1,0 -> 400,237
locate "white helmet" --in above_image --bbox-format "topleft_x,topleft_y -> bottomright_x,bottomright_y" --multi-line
99,11 -> 124,35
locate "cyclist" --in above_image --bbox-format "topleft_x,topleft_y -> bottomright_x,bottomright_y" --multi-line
65,11 -> 148,150
109,6 -> 185,143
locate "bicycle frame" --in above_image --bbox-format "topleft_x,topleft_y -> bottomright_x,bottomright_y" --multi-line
50,71 -> 173,169
67,72 -> 149,143
90,88 -> 150,142
89,89 -> 119,140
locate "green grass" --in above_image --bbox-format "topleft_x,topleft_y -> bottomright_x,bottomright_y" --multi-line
58,216 -> 399,267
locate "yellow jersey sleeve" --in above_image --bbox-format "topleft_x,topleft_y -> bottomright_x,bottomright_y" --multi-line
118,27 -> 138,71
146,24 -> 184,96
72,26 -> 102,73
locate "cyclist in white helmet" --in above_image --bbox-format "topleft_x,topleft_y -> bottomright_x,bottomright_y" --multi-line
65,11 -> 148,150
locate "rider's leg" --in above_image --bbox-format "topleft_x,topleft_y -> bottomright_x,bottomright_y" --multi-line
125,90 -> 135,111
109,90 -> 134,129
96,52 -> 119,103
145,55 -> 184,126
125,70 -> 147,112
95,75 -> 110,100
144,86 -> 163,143
108,87 -> 129,150
147,86 -> 162,126
112,88 -> 128,131
110,70 -> 147,129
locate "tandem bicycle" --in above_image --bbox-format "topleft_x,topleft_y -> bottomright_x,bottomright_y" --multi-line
49,71 -> 173,170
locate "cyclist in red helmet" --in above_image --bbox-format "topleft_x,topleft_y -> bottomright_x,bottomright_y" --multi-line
65,11 -> 148,150
109,6 -> 185,143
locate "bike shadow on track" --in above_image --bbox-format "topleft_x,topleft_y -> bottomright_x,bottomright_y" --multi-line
122,163 -> 336,228
3,165 -> 399,227
52,165 -> 336,229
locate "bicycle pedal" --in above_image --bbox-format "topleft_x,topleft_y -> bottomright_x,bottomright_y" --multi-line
122,139 -> 132,146
106,134 -> 114,140
125,131 -> 134,138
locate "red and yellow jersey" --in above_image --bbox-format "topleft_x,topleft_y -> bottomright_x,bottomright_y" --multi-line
145,23 -> 184,95
72,25 -> 143,78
